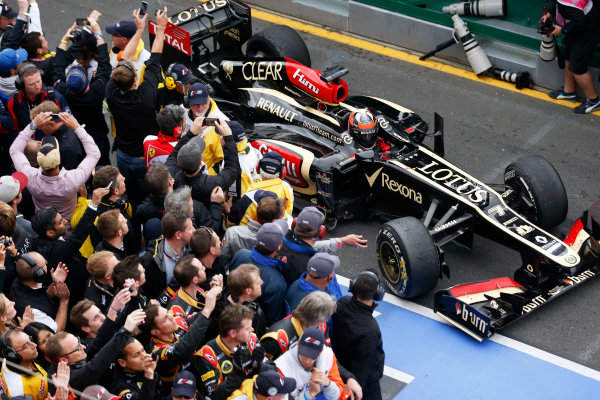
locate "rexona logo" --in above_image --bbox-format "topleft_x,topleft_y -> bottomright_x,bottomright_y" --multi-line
365,168 -> 422,204
417,160 -> 488,204
292,69 -> 319,95
455,302 -> 488,334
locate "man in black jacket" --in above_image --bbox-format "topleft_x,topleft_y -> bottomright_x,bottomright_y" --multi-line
44,308 -> 146,392
166,117 -> 240,209
52,14 -> 111,165
111,337 -> 160,400
331,271 -> 385,400
105,8 -> 168,209
30,186 -> 109,302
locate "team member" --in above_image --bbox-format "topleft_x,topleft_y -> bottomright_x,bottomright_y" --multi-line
228,370 -> 296,400
95,209 -> 131,260
84,251 -> 119,313
111,337 -> 160,400
227,264 -> 267,337
274,327 -> 345,400
0,328 -> 48,400
194,304 -> 268,400
332,271 -> 384,400
229,151 -> 293,226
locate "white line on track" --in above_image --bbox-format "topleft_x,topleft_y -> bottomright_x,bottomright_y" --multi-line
336,275 -> 600,382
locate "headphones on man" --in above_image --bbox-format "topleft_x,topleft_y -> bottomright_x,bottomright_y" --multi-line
349,271 -> 385,301
291,218 -> 326,240
19,253 -> 46,283
15,64 -> 43,91
0,331 -> 22,364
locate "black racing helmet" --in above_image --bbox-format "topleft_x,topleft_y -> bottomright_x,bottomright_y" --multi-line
348,109 -> 378,149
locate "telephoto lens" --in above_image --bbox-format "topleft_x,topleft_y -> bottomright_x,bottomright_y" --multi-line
443,0 -> 507,17
539,35 -> 555,61
451,14 -> 492,75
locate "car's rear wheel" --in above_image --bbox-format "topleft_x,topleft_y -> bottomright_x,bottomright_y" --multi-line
504,155 -> 567,230
376,217 -> 440,298
246,25 -> 311,67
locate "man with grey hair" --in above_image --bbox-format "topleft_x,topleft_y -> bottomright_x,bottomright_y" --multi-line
165,185 -> 223,232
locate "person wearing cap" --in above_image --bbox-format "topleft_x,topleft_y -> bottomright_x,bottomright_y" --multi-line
160,62 -> 196,108
183,81 -> 228,174
0,0 -> 38,48
226,120 -> 262,202
139,288 -> 221,396
228,369 -> 296,400
82,385 -> 120,400
275,327 -> 345,400
232,151 -> 294,227
279,206 -> 367,284
0,47 -> 28,96
0,328 -> 49,400
143,105 -> 186,169
230,219 -> 290,326
193,303 -> 269,400
106,14 -> 150,87
222,193 -> 286,263
52,13 -> 112,166
9,110 -> 100,225
332,270 -> 384,400
105,8 -> 168,210
110,337 -> 160,400
226,264 -> 267,338
285,253 -> 343,311
166,115 -> 240,209
0,172 -> 34,236
172,370 -> 198,400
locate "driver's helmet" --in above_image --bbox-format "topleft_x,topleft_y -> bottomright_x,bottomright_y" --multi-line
348,109 -> 378,149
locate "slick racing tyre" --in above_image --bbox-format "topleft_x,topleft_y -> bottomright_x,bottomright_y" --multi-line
376,217 -> 440,298
246,25 -> 312,67
504,155 -> 568,230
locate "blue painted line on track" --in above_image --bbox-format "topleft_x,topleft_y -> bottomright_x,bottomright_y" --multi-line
370,299 -> 600,399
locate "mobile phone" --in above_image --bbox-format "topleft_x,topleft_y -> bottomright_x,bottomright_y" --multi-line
75,18 -> 87,25
204,118 -> 219,126
140,1 -> 148,16
51,113 -> 61,121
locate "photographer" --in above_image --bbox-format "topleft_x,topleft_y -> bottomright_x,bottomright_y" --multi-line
544,0 -> 600,114
52,12 -> 112,166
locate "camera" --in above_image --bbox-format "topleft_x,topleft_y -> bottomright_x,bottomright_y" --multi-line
0,238 -> 11,247
75,18 -> 88,26
140,1 -> 148,16
204,118 -> 219,126
538,16 -> 556,35
51,113 -> 61,121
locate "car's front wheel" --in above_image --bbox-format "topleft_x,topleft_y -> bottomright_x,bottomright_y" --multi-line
246,24 -> 311,67
376,217 -> 440,298
504,155 -> 568,230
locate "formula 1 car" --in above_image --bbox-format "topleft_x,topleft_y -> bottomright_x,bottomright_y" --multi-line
154,0 -> 600,340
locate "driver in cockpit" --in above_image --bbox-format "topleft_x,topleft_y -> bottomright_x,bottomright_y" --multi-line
348,108 -> 378,149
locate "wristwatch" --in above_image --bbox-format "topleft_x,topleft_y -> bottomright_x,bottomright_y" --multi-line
30,121 -> 37,131
94,33 -> 103,41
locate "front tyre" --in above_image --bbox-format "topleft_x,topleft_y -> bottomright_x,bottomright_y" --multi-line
376,217 -> 440,298
504,155 -> 567,230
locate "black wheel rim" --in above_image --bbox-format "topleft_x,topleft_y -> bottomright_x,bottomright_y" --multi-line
506,176 -> 538,223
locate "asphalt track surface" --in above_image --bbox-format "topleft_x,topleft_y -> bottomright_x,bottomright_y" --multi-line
39,1 -> 600,397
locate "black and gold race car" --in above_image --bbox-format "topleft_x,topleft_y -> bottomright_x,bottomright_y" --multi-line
156,0 -> 600,340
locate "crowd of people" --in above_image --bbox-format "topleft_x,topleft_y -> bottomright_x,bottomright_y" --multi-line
0,2 -> 385,400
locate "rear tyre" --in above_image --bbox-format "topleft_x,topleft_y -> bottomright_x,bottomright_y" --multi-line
504,155 -> 567,230
376,217 -> 440,298
246,25 -> 311,67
